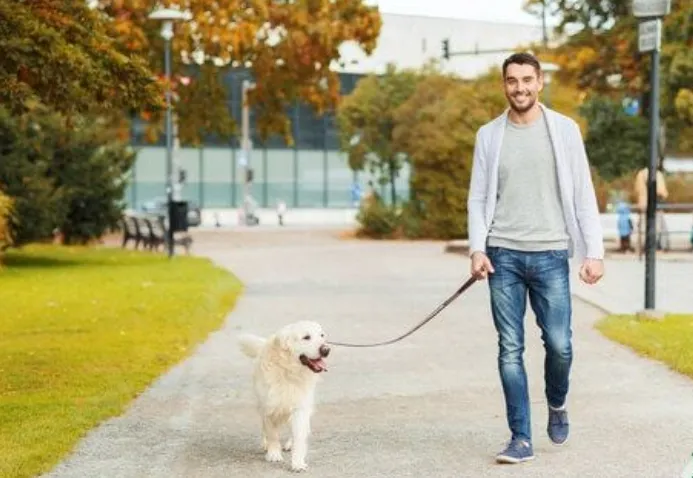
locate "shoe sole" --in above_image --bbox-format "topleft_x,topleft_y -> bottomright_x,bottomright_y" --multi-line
496,455 -> 535,464
548,428 -> 570,446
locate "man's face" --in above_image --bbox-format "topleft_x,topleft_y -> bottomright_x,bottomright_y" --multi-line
503,63 -> 543,114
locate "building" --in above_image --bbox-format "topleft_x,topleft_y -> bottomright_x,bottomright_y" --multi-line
125,12 -> 545,211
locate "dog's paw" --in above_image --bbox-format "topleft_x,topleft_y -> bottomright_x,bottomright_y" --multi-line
290,460 -> 307,472
283,439 -> 292,452
265,449 -> 283,463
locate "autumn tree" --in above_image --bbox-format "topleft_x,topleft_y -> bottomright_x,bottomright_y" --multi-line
391,71 -> 506,239
336,63 -> 421,205
0,0 -> 163,116
523,0 -> 693,153
93,0 -> 382,144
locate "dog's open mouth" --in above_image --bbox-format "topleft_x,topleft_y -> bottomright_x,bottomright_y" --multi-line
299,354 -> 327,373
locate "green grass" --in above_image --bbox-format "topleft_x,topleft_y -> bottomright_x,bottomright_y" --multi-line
0,245 -> 243,478
596,313 -> 693,379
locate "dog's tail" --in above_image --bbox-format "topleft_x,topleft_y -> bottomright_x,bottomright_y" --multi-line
237,333 -> 266,358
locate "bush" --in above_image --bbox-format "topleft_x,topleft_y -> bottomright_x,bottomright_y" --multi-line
355,199 -> 399,239
0,107 -> 135,246
0,189 -> 14,253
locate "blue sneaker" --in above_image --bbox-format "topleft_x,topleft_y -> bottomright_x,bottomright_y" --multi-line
495,438 -> 535,464
547,405 -> 569,445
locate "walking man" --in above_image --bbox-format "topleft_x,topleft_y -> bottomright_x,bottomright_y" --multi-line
467,52 -> 604,464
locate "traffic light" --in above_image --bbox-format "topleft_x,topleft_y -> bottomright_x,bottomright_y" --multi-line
442,39 -> 450,60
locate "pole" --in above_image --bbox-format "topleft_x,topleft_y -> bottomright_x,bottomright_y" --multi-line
164,37 -> 174,258
644,46 -> 660,310
241,80 -> 254,223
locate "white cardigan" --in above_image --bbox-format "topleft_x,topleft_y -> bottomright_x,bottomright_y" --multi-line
467,103 -> 604,261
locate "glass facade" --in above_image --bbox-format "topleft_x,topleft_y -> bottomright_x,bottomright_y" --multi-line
124,68 -> 409,209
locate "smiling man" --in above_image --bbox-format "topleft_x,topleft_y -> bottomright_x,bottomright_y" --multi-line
466,52 -> 605,464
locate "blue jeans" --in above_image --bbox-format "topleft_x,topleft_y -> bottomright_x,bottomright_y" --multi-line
486,246 -> 573,442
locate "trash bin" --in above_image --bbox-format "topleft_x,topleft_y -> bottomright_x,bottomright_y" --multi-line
170,200 -> 189,232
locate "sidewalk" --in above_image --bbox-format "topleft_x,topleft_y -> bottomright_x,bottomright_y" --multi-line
44,230 -> 693,477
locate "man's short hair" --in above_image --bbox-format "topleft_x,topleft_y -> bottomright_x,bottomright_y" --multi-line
502,52 -> 541,78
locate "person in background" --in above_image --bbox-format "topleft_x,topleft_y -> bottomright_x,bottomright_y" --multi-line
616,199 -> 634,252
276,200 -> 287,226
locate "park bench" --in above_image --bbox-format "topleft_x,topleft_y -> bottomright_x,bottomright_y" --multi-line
120,213 -> 193,255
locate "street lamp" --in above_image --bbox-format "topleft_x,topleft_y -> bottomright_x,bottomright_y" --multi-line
148,7 -> 190,257
240,79 -> 256,225
540,62 -> 559,108
632,0 -> 671,312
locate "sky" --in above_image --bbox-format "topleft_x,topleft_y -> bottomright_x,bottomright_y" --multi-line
366,0 -> 558,26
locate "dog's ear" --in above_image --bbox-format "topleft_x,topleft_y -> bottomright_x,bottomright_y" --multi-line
271,333 -> 290,352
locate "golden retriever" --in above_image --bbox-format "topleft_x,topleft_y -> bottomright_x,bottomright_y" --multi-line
238,321 -> 330,472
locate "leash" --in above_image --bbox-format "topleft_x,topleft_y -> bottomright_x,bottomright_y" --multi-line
327,276 -> 478,348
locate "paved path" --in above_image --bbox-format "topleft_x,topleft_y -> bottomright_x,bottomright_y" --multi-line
571,254 -> 693,315
45,230 -> 693,477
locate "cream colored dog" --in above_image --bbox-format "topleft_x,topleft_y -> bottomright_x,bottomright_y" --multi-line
238,321 -> 330,472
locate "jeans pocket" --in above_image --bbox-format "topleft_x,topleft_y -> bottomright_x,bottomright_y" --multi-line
549,249 -> 568,260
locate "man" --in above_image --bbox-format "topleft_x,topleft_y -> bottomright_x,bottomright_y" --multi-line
467,52 -> 604,464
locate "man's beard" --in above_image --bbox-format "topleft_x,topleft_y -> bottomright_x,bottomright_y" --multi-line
508,93 -> 536,113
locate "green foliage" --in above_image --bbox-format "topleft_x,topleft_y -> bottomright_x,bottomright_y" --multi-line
0,0 -> 162,117
0,108 -> 67,245
50,124 -> 136,245
336,64 -> 422,205
0,107 -> 136,246
579,94 -> 649,180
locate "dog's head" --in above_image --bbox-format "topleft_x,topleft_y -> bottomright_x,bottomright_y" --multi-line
275,321 -> 330,373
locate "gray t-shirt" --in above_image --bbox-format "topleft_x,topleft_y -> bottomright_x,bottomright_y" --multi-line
486,112 -> 569,251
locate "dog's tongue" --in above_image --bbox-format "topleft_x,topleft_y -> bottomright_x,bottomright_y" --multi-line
311,358 -> 327,372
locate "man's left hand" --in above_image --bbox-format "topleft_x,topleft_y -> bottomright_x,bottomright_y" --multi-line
579,258 -> 604,285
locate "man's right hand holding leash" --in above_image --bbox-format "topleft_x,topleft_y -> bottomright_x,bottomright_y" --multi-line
471,251 -> 495,280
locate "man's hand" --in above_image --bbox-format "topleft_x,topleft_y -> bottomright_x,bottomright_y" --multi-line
471,251 -> 495,280
579,258 -> 604,285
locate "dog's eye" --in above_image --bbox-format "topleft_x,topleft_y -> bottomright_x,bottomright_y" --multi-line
303,335 -> 311,340
321,333 -> 325,338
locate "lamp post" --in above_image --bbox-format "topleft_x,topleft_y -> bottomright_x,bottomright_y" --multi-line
240,79 -> 256,225
632,0 -> 671,311
148,7 -> 190,257
541,62 -> 559,108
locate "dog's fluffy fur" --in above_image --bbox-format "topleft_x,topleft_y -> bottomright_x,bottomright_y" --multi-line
238,321 -> 330,472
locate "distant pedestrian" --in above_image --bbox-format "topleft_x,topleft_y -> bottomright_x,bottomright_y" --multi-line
277,200 -> 287,226
616,200 -> 634,252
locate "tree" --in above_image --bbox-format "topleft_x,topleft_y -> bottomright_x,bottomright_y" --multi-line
336,64 -> 421,205
0,106 -> 137,246
579,94 -> 649,180
523,0 -> 693,153
93,0 -> 382,143
0,0 -> 163,116
391,72 -> 507,239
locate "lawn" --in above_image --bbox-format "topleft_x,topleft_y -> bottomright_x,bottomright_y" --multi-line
0,244 -> 243,478
596,313 -> 693,379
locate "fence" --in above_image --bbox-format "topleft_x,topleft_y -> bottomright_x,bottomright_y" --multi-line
124,146 -> 412,210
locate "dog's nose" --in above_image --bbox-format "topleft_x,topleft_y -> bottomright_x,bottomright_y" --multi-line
319,344 -> 330,357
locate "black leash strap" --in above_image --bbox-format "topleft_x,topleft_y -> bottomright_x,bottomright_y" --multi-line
328,276 -> 478,348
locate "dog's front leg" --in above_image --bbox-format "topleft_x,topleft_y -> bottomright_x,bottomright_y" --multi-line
290,407 -> 311,472
263,417 -> 283,463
